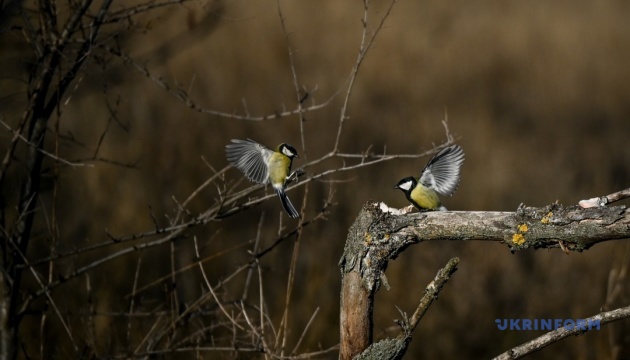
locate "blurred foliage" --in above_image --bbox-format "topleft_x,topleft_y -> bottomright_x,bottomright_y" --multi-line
1,0 -> 630,358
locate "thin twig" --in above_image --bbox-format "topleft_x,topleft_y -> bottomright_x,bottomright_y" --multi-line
127,253 -> 143,348
242,213 -> 265,301
334,0 -> 398,153
0,119 -> 94,168
291,307 -> 320,355
579,187 -> 630,208
194,236 -> 245,331
493,305 -> 630,360
277,0 -> 309,161
275,182 -> 309,356
107,45 -> 335,121
258,258 -> 270,352
9,242 -> 78,352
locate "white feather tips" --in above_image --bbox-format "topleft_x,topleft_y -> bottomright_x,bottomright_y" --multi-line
419,145 -> 465,196
225,139 -> 272,184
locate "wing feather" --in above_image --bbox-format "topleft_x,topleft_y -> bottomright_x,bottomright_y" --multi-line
225,139 -> 273,184
419,145 -> 465,196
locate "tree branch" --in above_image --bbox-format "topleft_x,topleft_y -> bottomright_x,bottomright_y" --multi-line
381,202 -> 630,252
353,257 -> 460,360
493,305 -> 630,360
339,200 -> 630,359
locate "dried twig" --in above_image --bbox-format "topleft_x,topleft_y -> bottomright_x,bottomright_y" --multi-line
493,305 -> 630,360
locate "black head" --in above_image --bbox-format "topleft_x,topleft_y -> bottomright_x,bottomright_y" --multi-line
394,177 -> 417,193
278,143 -> 299,159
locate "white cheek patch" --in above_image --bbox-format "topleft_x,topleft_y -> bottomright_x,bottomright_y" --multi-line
398,181 -> 412,191
282,147 -> 295,157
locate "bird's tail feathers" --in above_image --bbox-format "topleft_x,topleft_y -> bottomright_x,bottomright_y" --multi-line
275,188 -> 299,218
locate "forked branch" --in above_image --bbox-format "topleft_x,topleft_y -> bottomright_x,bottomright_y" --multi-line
339,198 -> 630,359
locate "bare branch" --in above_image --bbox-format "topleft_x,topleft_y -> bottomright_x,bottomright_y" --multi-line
381,202 -> 630,253
579,187 -> 630,208
106,0 -> 192,24
276,0 -> 309,159
405,257 -> 459,335
9,242 -> 78,353
0,120 -> 93,168
291,307 -> 320,356
276,182 -> 309,356
195,237 -> 245,331
493,305 -> 630,360
340,200 -> 630,359
334,0 -> 398,153
106,45 -> 335,121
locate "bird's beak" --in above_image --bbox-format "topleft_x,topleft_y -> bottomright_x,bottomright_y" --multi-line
393,185 -> 399,189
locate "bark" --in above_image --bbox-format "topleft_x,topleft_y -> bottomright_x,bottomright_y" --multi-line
339,201 -> 630,360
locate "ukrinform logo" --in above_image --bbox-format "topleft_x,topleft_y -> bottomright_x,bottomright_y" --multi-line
495,318 -> 601,331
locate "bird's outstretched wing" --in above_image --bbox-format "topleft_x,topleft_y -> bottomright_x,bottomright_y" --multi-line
419,145 -> 465,196
225,139 -> 273,184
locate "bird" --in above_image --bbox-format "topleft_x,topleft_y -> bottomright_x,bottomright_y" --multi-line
394,144 -> 464,211
225,139 -> 300,218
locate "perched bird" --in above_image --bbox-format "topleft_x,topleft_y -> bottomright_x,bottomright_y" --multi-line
394,144 -> 464,211
225,139 -> 300,218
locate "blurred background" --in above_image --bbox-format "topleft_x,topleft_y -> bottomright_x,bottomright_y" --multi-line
2,0 -> 630,358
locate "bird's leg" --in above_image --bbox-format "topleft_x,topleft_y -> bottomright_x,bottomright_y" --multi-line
287,168 -> 305,184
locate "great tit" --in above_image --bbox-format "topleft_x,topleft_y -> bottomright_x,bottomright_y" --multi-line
225,139 -> 300,218
394,144 -> 464,211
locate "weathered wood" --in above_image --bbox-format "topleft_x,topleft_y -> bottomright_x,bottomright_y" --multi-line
339,201 -> 630,360
353,257 -> 460,360
339,204 -> 378,360
339,271 -> 373,360
391,203 -> 630,251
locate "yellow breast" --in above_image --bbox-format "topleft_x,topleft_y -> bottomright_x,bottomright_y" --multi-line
410,184 -> 441,210
268,153 -> 291,186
